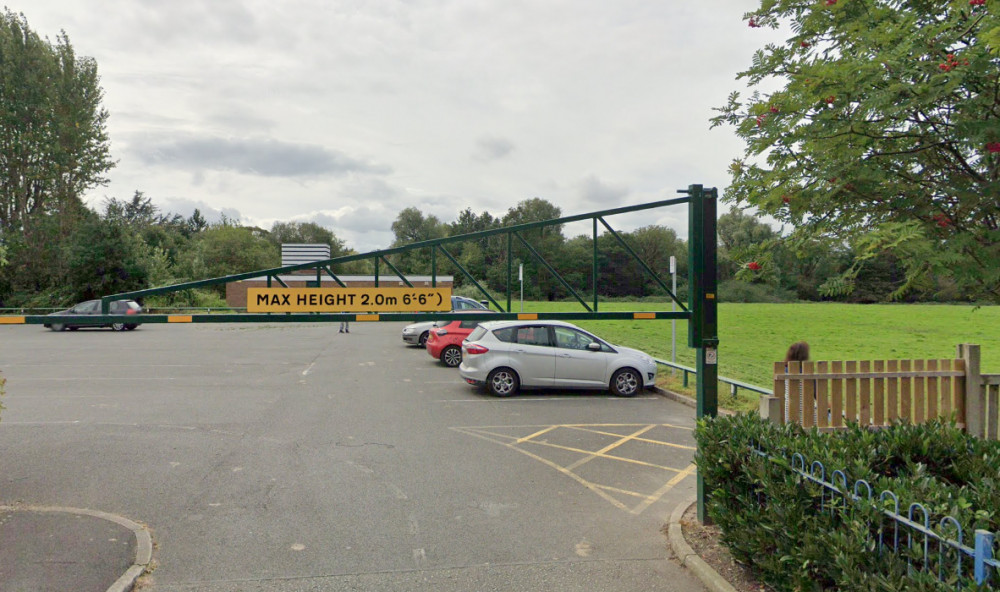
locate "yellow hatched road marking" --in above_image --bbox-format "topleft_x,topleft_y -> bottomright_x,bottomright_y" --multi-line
516,425 -> 558,444
451,426 -> 632,512
563,426 -> 696,451
454,422 -> 693,431
630,463 -> 697,515
167,316 -> 192,323
564,425 -> 656,471
518,439 -> 685,472
0,317 -> 25,324
451,424 -> 697,515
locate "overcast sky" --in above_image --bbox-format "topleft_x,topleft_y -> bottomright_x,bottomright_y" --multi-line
16,1 -> 779,252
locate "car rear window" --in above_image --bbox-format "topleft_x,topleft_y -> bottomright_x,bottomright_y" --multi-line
467,326 -> 488,341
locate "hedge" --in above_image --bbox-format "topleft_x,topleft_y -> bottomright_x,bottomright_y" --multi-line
695,415 -> 1000,591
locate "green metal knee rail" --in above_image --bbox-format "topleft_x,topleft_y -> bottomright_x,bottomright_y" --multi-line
655,358 -> 772,399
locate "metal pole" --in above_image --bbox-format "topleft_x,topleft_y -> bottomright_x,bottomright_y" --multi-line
593,217 -> 599,313
686,184 -> 719,524
519,263 -> 524,312
670,255 -> 677,373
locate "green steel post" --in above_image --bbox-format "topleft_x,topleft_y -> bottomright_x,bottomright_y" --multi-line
375,258 -> 380,288
686,184 -> 719,524
593,217 -> 598,312
506,233 -> 513,313
432,247 -> 437,287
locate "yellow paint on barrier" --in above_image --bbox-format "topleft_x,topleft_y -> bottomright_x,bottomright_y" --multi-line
168,315 -> 193,323
517,313 -> 538,320
633,312 -> 656,319
247,287 -> 451,313
0,317 -> 25,324
356,314 -> 380,322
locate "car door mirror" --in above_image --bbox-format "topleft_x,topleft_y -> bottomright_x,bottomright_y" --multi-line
587,342 -> 601,352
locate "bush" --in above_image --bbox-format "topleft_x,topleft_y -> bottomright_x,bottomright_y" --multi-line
144,288 -> 229,311
695,415 -> 1000,591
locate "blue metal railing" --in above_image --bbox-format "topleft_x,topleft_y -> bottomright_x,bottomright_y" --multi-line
749,445 -> 999,587
655,358 -> 771,399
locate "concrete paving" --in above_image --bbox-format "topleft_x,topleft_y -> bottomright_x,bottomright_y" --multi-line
0,321 -> 704,591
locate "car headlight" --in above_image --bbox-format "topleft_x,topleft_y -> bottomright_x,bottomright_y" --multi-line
402,328 -> 413,334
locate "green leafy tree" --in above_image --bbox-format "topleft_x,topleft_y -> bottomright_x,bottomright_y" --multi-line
0,10 -> 113,233
389,207 -> 446,274
269,221 -> 347,253
502,198 -> 564,300
447,208 -> 502,289
713,0 -> 1000,301
177,224 -> 279,293
64,210 -> 152,301
717,207 -> 780,283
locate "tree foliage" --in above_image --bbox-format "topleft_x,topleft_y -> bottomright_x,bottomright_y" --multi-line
713,0 -> 1000,302
0,10 -> 113,234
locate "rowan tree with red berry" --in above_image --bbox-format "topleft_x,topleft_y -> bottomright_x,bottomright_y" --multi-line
714,0 -> 1000,302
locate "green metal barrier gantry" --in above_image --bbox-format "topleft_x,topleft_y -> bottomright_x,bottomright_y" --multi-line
2,183 -> 721,518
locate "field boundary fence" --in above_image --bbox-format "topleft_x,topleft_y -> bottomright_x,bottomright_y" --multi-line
747,445 -> 999,587
762,344 -> 999,441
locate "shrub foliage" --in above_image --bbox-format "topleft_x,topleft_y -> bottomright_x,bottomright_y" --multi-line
695,415 -> 1000,591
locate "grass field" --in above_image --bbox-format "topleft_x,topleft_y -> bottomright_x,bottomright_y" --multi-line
519,301 -> 1000,412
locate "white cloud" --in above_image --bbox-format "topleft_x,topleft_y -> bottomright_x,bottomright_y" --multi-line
17,0 -> 778,252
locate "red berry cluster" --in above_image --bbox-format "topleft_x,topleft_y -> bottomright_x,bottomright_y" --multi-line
782,195 -> 791,204
932,214 -> 952,228
747,262 -> 762,271
748,18 -> 761,28
800,40 -> 811,48
825,96 -> 835,104
826,0 -> 837,5
986,142 -> 1000,153
939,54 -> 968,72
970,0 -> 985,6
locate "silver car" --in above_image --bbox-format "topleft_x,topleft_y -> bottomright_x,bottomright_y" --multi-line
401,295 -> 489,346
458,320 -> 657,397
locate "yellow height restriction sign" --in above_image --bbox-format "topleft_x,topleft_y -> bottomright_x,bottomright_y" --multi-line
246,287 -> 452,313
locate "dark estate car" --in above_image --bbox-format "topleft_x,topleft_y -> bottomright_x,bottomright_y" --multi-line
44,299 -> 143,332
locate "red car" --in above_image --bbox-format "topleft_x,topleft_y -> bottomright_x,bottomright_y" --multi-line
425,320 -> 484,367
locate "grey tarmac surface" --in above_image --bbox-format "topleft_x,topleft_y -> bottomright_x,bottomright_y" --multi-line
0,322 -> 704,591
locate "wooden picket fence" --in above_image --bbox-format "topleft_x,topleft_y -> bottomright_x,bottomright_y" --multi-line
761,344 -> 999,440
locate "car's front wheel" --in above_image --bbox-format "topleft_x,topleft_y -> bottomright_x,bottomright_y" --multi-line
487,367 -> 520,397
418,331 -> 430,347
49,323 -> 64,332
441,345 -> 462,367
610,367 -> 641,397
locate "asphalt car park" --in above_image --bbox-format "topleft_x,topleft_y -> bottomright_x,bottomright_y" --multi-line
0,322 -> 703,591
